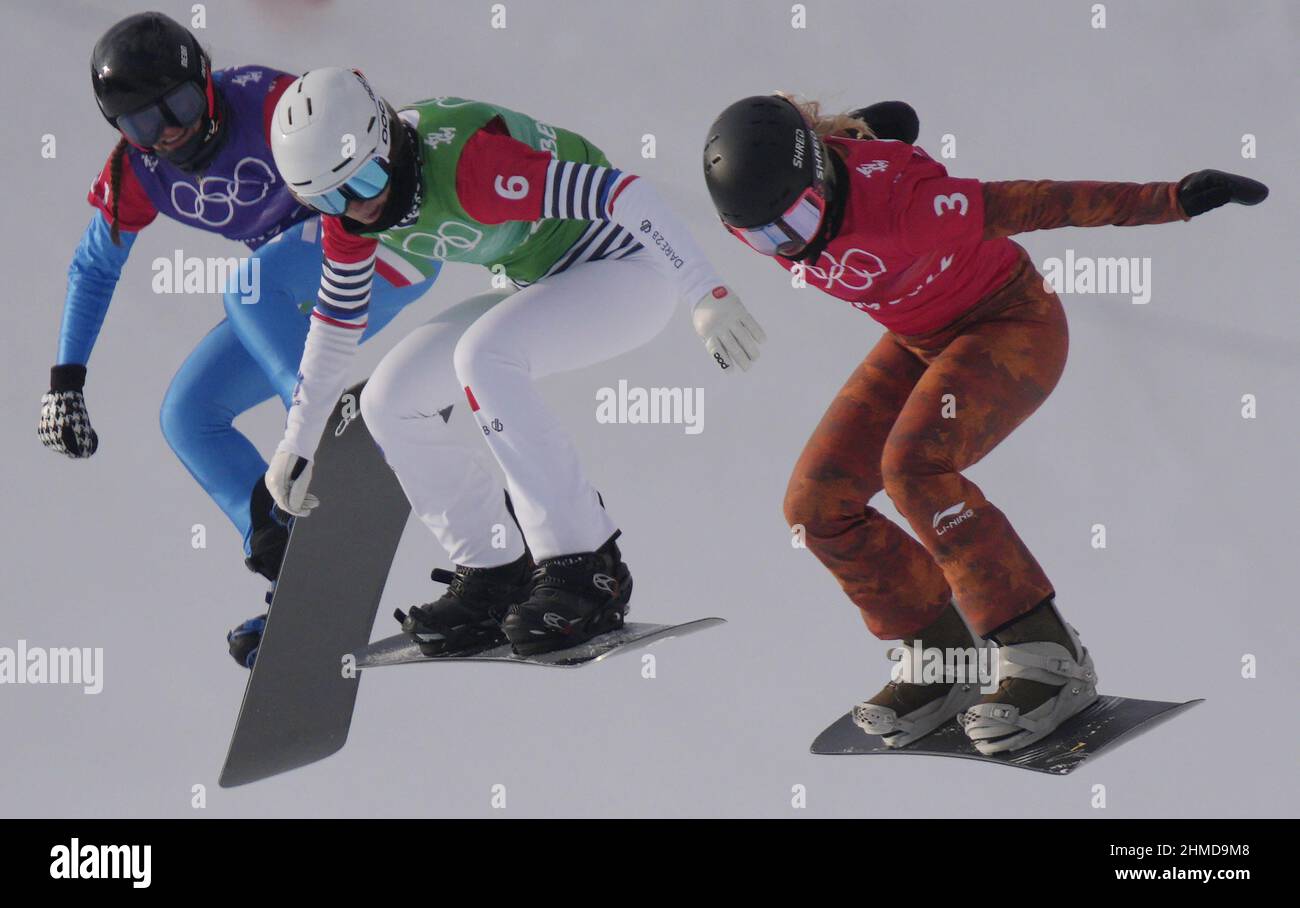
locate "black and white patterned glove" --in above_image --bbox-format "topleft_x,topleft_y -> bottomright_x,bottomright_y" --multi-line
39,364 -> 99,458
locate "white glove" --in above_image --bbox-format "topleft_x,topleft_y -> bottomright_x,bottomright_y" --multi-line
265,449 -> 319,518
692,286 -> 766,373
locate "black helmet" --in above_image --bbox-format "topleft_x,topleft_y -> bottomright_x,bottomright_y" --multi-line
703,95 -> 828,229
90,11 -> 222,169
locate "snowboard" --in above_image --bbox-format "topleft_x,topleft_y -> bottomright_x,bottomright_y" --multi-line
219,382 -> 411,788
810,695 -> 1201,775
354,617 -> 725,668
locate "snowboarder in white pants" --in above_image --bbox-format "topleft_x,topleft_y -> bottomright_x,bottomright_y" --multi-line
264,68 -> 765,655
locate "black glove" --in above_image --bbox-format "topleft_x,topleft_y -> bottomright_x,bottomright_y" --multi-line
850,100 -> 920,144
38,364 -> 99,458
1177,169 -> 1269,217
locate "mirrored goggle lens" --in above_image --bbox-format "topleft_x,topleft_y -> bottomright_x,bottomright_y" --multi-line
733,192 -> 824,257
299,157 -> 391,215
116,82 -> 207,146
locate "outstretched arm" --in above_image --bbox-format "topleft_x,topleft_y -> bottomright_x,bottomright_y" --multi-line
982,169 -> 1267,239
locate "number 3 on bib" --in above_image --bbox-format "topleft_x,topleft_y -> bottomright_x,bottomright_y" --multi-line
932,192 -> 969,217
494,174 -> 529,199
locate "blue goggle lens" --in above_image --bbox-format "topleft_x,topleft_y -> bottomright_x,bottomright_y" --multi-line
300,157 -> 391,215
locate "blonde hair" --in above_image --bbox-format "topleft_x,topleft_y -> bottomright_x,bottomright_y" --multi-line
776,93 -> 875,140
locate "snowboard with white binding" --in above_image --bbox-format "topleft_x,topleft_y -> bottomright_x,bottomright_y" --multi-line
812,695 -> 1202,775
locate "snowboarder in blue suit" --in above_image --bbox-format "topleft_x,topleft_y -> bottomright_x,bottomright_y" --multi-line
38,12 -> 438,665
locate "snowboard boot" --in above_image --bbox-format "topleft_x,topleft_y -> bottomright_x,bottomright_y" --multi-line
227,595 -> 270,670
244,477 -> 292,583
851,602 -> 988,747
396,551 -> 535,656
958,598 -> 1099,754
502,532 -> 632,656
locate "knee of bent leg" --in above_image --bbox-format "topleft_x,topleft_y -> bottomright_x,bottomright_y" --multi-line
451,318 -> 524,392
159,375 -> 218,457
880,436 -> 948,509
782,474 -> 819,531
782,469 -> 859,540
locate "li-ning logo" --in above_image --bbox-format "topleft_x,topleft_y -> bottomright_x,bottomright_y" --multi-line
933,501 -> 975,535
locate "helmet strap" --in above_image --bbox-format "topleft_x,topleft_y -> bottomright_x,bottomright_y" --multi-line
789,142 -> 844,263
344,114 -> 422,234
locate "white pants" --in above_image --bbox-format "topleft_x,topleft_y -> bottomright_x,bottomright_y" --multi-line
361,251 -> 677,565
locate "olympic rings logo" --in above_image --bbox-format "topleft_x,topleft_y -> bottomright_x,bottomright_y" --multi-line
390,220 -> 484,260
170,157 -> 277,227
804,248 -> 888,292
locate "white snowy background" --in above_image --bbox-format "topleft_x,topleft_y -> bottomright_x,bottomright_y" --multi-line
1,0 -> 1296,817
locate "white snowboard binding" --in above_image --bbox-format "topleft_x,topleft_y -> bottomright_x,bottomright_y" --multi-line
959,615 -> 1099,754
852,637 -> 989,748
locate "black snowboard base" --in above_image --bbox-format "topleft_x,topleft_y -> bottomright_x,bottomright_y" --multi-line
220,382 -> 411,788
353,618 -> 725,669
810,695 -> 1202,775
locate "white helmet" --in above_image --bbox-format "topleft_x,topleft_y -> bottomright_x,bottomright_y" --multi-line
270,67 -> 393,214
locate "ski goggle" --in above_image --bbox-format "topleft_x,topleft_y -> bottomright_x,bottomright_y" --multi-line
293,156 -> 392,215
113,81 -> 209,148
727,185 -> 826,257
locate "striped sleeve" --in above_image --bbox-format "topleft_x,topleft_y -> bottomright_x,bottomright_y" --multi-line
541,160 -> 638,222
276,217 -> 376,460
455,128 -> 636,226
314,215 -> 377,330
314,251 -> 373,330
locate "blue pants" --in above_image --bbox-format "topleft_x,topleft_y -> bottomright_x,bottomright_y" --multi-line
158,221 -> 436,553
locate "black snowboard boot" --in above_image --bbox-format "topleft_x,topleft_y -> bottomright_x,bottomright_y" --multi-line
244,477 -> 292,582
227,588 -> 275,669
503,532 -> 632,656
398,551 -> 534,656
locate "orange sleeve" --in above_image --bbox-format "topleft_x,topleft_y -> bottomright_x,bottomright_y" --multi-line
981,180 -> 1188,240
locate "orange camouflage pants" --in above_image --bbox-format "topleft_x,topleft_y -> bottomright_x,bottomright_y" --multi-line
784,254 -> 1067,639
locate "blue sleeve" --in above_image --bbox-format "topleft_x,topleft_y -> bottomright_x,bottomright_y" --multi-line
57,214 -> 137,366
